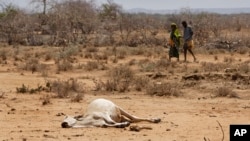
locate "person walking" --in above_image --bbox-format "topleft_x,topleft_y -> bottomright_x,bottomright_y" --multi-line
182,21 -> 196,62
168,23 -> 181,62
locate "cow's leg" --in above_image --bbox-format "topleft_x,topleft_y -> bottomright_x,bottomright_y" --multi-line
103,113 -> 130,128
120,115 -> 132,122
93,113 -> 130,128
102,121 -> 130,128
119,107 -> 161,123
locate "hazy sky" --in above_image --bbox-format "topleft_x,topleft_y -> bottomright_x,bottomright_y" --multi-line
5,0 -> 250,10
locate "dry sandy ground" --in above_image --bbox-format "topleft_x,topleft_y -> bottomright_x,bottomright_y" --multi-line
1,91 -> 249,141
0,48 -> 249,141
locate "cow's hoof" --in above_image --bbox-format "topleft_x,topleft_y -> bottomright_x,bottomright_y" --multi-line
125,121 -> 130,127
116,122 -> 130,128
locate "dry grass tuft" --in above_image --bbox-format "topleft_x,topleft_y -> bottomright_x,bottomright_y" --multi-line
201,62 -> 229,72
48,78 -> 85,100
139,61 -> 156,72
133,76 -> 150,91
16,84 -> 45,94
146,82 -> 182,97
238,62 -> 250,74
85,47 -> 99,53
214,86 -> 239,98
236,46 -> 249,54
56,60 -> 73,72
223,56 -> 235,63
104,65 -> 134,92
85,61 -> 99,71
41,95 -> 51,105
0,49 -> 7,61
155,58 -> 171,70
23,58 -> 40,73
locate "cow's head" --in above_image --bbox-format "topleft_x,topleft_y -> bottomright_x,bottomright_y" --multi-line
61,116 -> 77,128
61,115 -> 86,128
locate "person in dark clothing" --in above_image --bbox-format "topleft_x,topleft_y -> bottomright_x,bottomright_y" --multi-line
182,21 -> 196,62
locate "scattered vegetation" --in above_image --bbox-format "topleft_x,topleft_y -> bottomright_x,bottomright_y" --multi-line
146,82 -> 182,97
201,62 -> 229,72
22,58 -> 40,73
84,61 -> 108,71
133,76 -> 150,91
48,78 -> 85,100
214,86 -> 239,98
16,78 -> 85,102
0,0 -> 249,102
16,84 -> 46,94
41,95 -> 51,105
85,47 -> 99,53
139,62 -> 156,72
56,59 -> 73,72
223,56 -> 235,63
238,62 -> 250,73
0,49 -> 7,61
102,65 -> 134,92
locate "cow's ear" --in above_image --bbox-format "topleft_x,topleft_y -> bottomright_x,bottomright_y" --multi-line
74,115 -> 83,120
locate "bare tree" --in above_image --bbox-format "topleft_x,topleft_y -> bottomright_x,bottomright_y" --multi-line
30,0 -> 56,15
45,0 -> 98,46
96,0 -> 122,46
0,4 -> 29,45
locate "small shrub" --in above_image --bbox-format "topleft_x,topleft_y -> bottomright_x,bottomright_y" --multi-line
146,82 -> 182,97
84,52 -> 93,59
85,61 -> 107,71
44,52 -> 54,61
105,65 -> 134,92
116,48 -> 127,59
60,46 -> 79,59
76,63 -> 84,69
133,76 -> 150,91
214,86 -> 238,98
128,59 -> 136,66
0,49 -> 7,60
104,80 -> 117,92
238,63 -> 250,73
214,55 -> 218,61
41,95 -> 51,105
86,47 -> 98,53
16,84 -> 45,94
155,58 -> 171,70
223,57 -> 235,63
23,58 -> 40,73
40,64 -> 49,77
56,60 -> 73,72
130,47 -> 146,55
93,79 -> 105,91
70,93 -> 83,102
16,84 -> 29,93
201,62 -> 228,72
237,47 -> 249,54
93,53 -> 108,61
85,61 -> 99,71
139,62 -> 156,72
49,78 -> 85,99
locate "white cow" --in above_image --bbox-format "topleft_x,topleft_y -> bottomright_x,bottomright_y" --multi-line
61,98 -> 161,128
